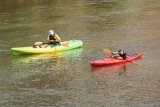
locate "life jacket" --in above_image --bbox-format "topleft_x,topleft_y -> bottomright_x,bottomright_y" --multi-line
49,34 -> 56,41
119,51 -> 126,60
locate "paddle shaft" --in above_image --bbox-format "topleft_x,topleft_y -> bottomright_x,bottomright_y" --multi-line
35,42 -> 69,47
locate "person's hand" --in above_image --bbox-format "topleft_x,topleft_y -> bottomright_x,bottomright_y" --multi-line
55,40 -> 60,42
50,40 -> 54,42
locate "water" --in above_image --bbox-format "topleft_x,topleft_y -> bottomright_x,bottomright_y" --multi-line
0,0 -> 160,106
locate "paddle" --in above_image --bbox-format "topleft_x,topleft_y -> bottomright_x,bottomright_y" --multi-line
103,49 -> 113,54
103,49 -> 139,65
34,42 -> 69,47
34,42 -> 47,46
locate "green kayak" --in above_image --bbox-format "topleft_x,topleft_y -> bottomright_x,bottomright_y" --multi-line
11,40 -> 83,55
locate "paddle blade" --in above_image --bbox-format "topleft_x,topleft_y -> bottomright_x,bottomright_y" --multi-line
35,42 -> 69,46
35,42 -> 43,45
103,49 -> 112,54
61,43 -> 69,47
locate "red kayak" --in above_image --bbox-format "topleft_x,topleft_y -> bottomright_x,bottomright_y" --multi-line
90,53 -> 142,66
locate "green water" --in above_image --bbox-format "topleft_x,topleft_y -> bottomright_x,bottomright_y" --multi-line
0,0 -> 160,106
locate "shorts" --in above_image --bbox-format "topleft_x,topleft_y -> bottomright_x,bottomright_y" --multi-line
49,42 -> 60,47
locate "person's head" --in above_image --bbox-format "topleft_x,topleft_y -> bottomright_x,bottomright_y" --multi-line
49,30 -> 54,35
118,49 -> 123,54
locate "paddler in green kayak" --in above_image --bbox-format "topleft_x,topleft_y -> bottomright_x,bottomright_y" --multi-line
34,30 -> 61,48
47,30 -> 61,46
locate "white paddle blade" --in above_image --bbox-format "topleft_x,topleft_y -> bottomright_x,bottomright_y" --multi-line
35,42 -> 43,45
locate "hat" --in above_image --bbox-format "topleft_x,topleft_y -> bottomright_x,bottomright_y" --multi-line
49,30 -> 54,35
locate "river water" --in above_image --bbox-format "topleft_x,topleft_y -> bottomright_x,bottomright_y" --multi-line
0,0 -> 160,106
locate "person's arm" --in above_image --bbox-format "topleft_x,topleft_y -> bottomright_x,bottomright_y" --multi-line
112,51 -> 118,54
55,34 -> 61,42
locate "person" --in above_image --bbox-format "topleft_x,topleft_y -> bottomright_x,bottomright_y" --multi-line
33,30 -> 61,48
47,30 -> 61,46
112,49 -> 127,60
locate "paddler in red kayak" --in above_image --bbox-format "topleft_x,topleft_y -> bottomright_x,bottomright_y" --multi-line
112,49 -> 127,60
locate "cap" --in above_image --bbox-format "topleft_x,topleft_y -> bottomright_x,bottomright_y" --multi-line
49,30 -> 54,35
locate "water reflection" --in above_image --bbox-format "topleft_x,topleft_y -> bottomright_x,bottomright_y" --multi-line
9,48 -> 83,91
11,48 -> 83,80
90,63 -> 127,76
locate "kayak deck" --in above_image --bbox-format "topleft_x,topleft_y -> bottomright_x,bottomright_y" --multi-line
11,40 -> 83,55
90,53 -> 142,66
